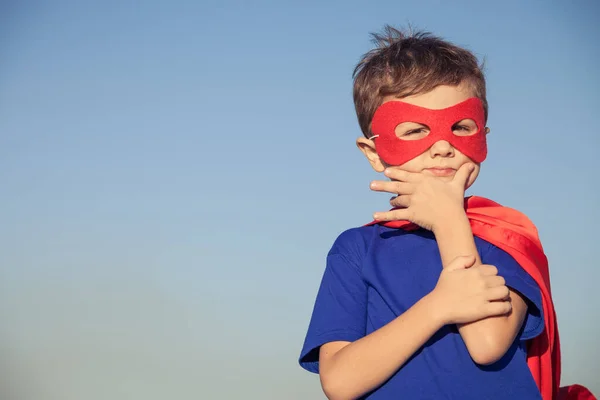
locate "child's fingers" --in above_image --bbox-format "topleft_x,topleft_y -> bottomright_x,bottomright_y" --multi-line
485,300 -> 512,316
485,275 -> 506,288
389,195 -> 410,208
373,208 -> 410,222
452,163 -> 475,188
484,286 -> 511,301
384,167 -> 421,182
478,264 -> 499,276
370,180 -> 413,194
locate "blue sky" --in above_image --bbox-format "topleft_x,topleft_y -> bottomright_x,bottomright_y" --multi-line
0,1 -> 598,399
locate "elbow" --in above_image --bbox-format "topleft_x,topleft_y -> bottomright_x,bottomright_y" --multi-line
470,349 -> 505,366
320,377 -> 345,400
467,338 -> 509,366
462,308 -> 525,366
320,373 -> 356,400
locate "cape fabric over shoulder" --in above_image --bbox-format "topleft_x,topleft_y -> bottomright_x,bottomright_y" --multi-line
367,196 -> 595,400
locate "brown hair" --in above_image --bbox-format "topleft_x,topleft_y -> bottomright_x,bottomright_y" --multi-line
353,25 -> 487,138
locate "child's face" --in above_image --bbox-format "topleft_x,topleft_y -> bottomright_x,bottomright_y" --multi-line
357,83 -> 489,189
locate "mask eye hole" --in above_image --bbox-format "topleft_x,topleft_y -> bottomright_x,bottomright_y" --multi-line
394,122 -> 430,141
452,119 -> 478,136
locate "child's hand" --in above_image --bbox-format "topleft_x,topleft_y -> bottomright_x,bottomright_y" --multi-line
370,163 -> 475,231
429,255 -> 512,325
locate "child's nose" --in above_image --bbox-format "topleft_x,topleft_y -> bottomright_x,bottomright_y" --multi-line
429,140 -> 455,158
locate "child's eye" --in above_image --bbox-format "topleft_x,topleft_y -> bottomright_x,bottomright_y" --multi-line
400,128 -> 429,140
452,119 -> 478,136
395,122 -> 430,140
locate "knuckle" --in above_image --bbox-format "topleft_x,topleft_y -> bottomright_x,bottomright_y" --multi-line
479,280 -> 488,291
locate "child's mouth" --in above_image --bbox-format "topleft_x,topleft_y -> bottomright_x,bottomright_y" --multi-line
424,168 -> 456,177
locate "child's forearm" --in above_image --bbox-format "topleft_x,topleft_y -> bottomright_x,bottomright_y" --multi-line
433,212 -> 523,365
433,210 -> 482,268
319,293 -> 444,400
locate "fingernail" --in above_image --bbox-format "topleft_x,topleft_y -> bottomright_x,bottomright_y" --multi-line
384,169 -> 391,176
370,182 -> 377,189
373,213 -> 380,220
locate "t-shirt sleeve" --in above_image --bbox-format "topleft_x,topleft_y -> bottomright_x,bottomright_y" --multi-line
298,230 -> 368,374
480,241 -> 544,340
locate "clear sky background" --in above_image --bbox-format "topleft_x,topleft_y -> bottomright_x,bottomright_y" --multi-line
0,1 -> 598,399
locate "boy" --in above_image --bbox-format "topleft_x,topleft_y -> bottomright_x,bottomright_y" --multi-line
298,26 -> 594,400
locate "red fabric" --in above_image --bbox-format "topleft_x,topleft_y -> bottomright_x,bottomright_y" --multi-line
370,98 -> 487,165
559,385 -> 597,400
366,196 -> 596,400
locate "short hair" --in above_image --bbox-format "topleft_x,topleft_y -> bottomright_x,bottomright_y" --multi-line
353,25 -> 488,138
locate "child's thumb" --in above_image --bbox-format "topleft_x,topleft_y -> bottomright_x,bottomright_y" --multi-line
453,163 -> 475,188
446,255 -> 477,271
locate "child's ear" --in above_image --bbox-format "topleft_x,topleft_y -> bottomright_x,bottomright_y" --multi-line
356,137 -> 386,172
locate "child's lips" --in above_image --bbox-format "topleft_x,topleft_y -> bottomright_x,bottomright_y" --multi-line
424,168 -> 456,177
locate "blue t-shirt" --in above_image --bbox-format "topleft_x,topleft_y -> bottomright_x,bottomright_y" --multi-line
299,224 -> 544,399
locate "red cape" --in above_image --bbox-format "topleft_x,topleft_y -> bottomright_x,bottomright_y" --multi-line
367,196 -> 595,400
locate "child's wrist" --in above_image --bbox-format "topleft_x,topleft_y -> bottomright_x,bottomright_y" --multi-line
422,291 -> 449,327
432,207 -> 469,236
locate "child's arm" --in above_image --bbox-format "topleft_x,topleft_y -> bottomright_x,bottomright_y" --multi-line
319,292 -> 443,400
318,255 -> 511,400
433,211 -> 529,365
370,165 -> 532,366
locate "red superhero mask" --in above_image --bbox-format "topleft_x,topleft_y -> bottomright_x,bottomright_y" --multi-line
370,97 -> 487,166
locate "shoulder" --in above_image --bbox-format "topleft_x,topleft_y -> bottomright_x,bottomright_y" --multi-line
328,225 -> 379,260
328,223 -> 407,262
